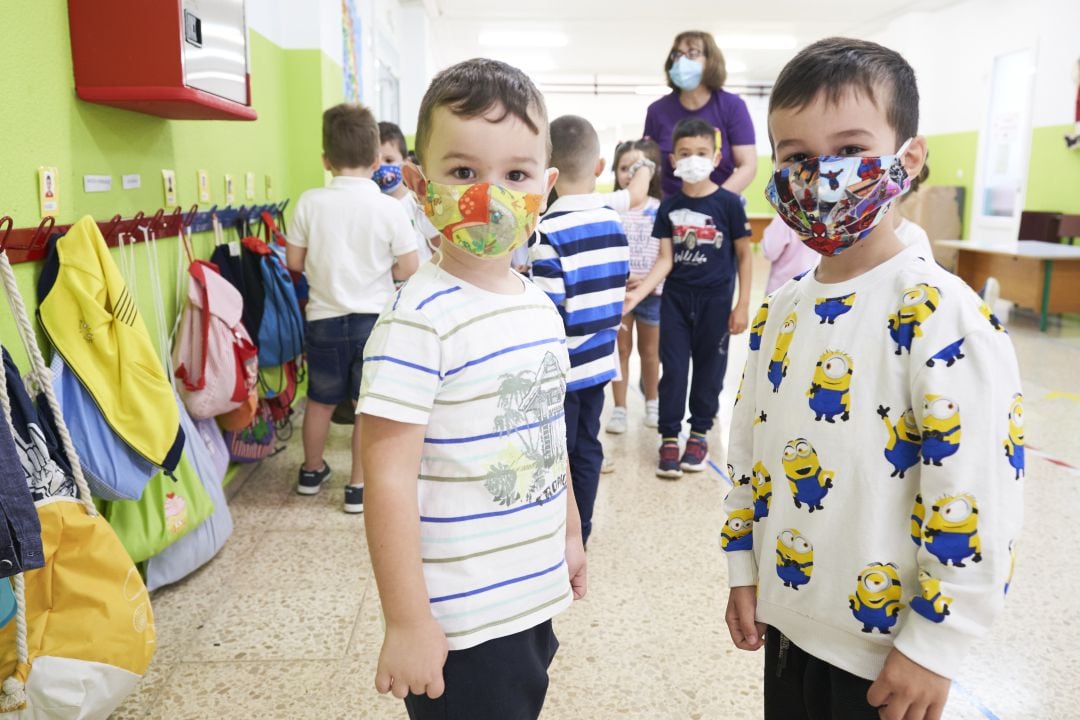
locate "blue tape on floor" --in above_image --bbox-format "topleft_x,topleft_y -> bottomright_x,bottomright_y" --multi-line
708,459 -> 733,487
952,681 -> 1000,720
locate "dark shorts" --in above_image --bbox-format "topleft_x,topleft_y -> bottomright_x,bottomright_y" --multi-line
304,313 -> 378,406
405,620 -> 559,720
631,294 -> 661,326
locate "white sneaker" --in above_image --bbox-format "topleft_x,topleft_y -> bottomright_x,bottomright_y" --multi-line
644,399 -> 659,428
606,406 -> 628,434
601,456 -> 615,474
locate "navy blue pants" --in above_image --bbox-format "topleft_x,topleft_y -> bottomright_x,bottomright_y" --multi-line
658,284 -> 732,439
405,620 -> 559,720
764,626 -> 878,719
564,382 -> 606,545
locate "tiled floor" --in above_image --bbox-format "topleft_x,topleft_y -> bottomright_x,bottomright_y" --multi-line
113,257 -> 1080,719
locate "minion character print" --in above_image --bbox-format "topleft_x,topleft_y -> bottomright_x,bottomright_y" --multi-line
721,508 -> 755,552
807,350 -> 853,423
1005,540 -> 1018,595
751,461 -> 773,521
923,493 -> 982,567
849,562 -> 905,634
782,438 -> 834,512
888,284 -> 941,355
878,406 -> 922,478
775,529 -> 814,590
813,292 -> 856,325
768,312 -> 798,393
921,395 -> 961,466
910,493 -> 925,547
1003,393 -> 1025,480
749,300 -> 769,351
925,338 -> 965,368
910,569 -> 952,623
979,301 -> 1006,332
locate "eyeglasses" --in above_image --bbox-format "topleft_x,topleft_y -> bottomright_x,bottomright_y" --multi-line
670,47 -> 704,62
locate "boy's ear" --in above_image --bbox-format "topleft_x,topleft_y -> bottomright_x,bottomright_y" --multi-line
712,147 -> 721,168
402,163 -> 426,197
539,167 -> 560,214
669,152 -> 678,169
321,154 -> 332,172
594,157 -> 606,178
901,135 -> 928,181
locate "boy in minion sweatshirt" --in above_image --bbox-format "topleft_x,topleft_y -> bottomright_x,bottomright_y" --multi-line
722,38 -> 1024,720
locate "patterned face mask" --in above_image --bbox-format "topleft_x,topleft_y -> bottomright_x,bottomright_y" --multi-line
423,181 -> 544,258
765,139 -> 913,256
373,164 -> 403,193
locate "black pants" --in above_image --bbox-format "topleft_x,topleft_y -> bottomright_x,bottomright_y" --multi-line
658,284 -> 732,439
405,620 -> 559,720
764,626 -> 879,720
564,382 -> 606,545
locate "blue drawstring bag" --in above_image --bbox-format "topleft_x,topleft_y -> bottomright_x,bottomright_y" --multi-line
50,355 -> 156,501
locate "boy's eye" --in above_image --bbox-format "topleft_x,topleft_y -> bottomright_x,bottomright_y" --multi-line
452,167 -> 475,180
839,145 -> 866,156
507,170 -> 528,183
782,152 -> 809,164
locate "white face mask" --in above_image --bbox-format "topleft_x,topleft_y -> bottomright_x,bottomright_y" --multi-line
673,155 -> 714,184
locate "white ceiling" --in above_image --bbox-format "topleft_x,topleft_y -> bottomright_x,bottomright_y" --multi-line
426,0 -> 965,85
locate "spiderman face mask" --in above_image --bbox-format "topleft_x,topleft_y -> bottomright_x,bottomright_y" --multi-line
765,139 -> 914,256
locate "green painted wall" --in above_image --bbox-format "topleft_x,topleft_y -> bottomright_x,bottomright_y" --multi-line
0,5 -> 343,368
923,131 -> 978,237
1025,124 -> 1080,215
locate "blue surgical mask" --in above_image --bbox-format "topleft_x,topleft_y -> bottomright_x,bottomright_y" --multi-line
373,164 -> 403,193
668,56 -> 703,91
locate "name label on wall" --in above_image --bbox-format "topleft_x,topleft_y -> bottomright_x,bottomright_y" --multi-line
122,174 -> 141,190
83,175 -> 112,193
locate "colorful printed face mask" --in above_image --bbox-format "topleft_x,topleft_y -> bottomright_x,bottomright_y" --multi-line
668,56 -> 703,91
765,140 -> 913,256
373,164 -> 403,193
423,181 -> 544,258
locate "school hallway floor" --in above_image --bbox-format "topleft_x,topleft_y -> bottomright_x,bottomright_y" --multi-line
114,255 -> 1079,720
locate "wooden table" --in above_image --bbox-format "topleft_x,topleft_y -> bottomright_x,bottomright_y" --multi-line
937,239 -> 1080,331
747,213 -> 773,243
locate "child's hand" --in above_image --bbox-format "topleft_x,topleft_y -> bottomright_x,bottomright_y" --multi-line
622,290 -> 643,317
729,304 -> 750,335
725,585 -> 765,651
375,616 -> 449,700
566,532 -> 588,600
626,274 -> 645,290
867,649 -> 950,720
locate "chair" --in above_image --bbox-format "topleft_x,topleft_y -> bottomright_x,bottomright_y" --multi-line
1057,214 -> 1080,246
1018,210 -> 1062,242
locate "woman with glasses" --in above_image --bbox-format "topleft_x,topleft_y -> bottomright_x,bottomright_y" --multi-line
643,31 -> 757,198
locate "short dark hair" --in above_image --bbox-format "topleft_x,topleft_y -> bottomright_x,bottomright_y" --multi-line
665,31 -> 726,92
322,103 -> 379,169
770,37 -> 919,148
672,118 -> 717,150
378,121 -> 408,158
550,115 -> 600,182
613,138 -> 662,199
414,58 -> 549,165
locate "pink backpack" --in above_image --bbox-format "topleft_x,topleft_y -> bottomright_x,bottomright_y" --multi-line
174,258 -> 258,420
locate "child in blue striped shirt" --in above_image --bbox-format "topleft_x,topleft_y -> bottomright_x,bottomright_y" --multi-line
531,115 -> 652,546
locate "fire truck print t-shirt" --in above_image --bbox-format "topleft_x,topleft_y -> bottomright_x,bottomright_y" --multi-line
652,187 -> 750,294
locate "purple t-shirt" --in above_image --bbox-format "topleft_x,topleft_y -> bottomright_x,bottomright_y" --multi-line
643,89 -> 756,197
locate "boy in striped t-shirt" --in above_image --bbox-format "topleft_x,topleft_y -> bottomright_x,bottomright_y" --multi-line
356,59 -> 586,720
531,115 -> 646,546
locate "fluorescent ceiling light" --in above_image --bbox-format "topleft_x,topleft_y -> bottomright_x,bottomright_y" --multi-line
635,85 -> 671,96
478,30 -> 568,48
715,33 -> 797,50
726,59 -> 748,74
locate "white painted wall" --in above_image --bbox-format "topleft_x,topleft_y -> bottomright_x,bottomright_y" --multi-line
246,0 -> 344,67
867,0 -> 1079,135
